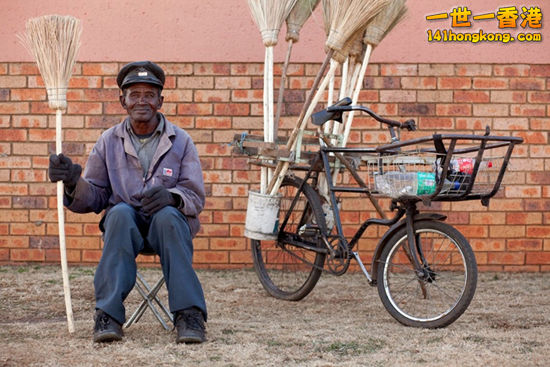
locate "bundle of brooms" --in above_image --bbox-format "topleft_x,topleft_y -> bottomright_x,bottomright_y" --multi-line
19,15 -> 82,333
267,0 -> 390,195
247,0 -> 298,193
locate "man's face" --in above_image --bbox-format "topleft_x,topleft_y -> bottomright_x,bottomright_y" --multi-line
120,83 -> 163,124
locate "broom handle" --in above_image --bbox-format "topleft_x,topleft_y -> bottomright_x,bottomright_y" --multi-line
269,59 -> 338,196
274,39 -> 293,138
266,50 -> 333,194
56,108 -> 75,333
342,43 -> 373,147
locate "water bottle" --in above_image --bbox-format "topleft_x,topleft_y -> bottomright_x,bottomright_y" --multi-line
375,171 -> 460,197
450,158 -> 492,175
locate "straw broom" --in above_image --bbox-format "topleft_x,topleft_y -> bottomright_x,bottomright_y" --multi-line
18,15 -> 82,333
267,0 -> 388,195
341,0 -> 407,147
274,0 -> 321,138
247,0 -> 298,193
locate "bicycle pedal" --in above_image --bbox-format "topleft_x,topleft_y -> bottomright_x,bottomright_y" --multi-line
298,224 -> 319,237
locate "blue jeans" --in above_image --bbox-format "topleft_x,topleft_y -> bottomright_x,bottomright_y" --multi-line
94,203 -> 207,325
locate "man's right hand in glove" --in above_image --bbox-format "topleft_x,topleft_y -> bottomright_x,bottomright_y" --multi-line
49,154 -> 82,191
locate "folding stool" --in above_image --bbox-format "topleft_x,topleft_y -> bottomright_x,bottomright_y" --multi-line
124,248 -> 174,330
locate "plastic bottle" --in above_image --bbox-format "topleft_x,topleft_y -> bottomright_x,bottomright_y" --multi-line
375,171 -> 461,198
450,158 -> 492,175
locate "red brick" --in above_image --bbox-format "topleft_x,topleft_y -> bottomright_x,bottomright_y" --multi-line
509,77 -> 545,90
380,64 -> 418,76
470,239 -> 505,251
81,250 -> 102,263
45,249 -> 81,263
511,104 -> 546,117
176,103 -> 212,116
11,249 -> 45,262
487,252 -> 525,265
82,63 -> 119,75
530,65 -> 550,77
454,91 -> 489,103
418,64 -> 454,76
68,76 -> 102,88
455,64 -> 492,76
526,226 -> 550,238
490,91 -> 526,103
473,104 -> 509,117
512,131 -> 547,144
214,103 -> 249,116
531,118 -> 550,131
10,89 -> 46,101
9,63 -> 39,75
472,78 -> 508,89
493,65 -> 530,77
229,251 -> 253,264
506,212 -> 542,225
493,118 -> 529,130
438,77 -> 471,89
210,238 -> 246,250
507,239 -> 542,251
436,104 -> 471,116
0,76 -> 26,88
0,102 -> 29,114
194,250 -> 228,264
525,252 -> 550,265
400,77 -> 437,89
489,225 -> 525,238
379,90 -> 416,103
528,92 -> 550,103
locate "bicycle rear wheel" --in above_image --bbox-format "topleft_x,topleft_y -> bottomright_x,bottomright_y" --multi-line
251,176 -> 327,301
377,220 -> 477,328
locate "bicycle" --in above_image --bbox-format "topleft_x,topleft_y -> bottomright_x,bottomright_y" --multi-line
234,97 -> 523,328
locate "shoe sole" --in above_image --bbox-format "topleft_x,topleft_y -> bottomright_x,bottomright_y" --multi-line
94,332 -> 123,343
176,336 -> 206,344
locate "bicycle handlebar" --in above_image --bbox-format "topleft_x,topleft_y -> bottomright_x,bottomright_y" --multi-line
311,97 -> 417,132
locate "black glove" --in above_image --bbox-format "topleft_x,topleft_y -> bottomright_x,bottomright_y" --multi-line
49,154 -> 82,191
141,186 -> 179,215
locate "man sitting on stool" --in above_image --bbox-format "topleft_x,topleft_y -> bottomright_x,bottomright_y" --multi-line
48,61 -> 207,344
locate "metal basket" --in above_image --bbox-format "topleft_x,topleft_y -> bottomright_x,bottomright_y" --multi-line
359,134 -> 523,205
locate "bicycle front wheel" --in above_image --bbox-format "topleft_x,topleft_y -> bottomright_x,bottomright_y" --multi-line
251,176 -> 327,301
377,220 -> 477,328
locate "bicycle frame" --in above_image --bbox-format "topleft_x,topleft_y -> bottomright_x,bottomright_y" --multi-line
278,145 -> 434,285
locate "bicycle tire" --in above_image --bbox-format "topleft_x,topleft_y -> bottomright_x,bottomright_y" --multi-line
251,176 -> 327,301
376,220 -> 477,328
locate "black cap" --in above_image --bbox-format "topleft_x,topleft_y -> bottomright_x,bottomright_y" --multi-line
116,61 -> 165,90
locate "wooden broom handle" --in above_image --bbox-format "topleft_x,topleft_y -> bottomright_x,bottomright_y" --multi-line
56,108 -> 75,333
266,50 -> 334,194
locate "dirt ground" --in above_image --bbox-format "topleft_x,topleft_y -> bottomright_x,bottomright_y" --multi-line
0,265 -> 548,367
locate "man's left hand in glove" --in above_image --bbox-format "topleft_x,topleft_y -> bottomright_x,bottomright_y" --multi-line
141,186 -> 182,215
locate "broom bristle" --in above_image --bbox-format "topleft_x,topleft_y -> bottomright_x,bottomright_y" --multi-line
363,0 -> 407,46
286,0 -> 321,42
247,0 -> 299,47
381,4 -> 408,41
18,15 -> 81,109
324,0 -> 389,62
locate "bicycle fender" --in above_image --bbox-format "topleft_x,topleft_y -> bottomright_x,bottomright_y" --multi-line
369,213 -> 447,285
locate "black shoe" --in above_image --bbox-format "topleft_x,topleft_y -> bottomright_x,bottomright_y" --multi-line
175,308 -> 206,344
93,309 -> 123,343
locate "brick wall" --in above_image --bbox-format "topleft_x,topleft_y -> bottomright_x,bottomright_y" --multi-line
0,61 -> 549,271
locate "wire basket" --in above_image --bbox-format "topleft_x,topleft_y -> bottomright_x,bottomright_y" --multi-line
360,134 -> 523,205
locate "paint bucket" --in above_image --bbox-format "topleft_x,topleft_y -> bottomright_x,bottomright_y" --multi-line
244,191 -> 281,240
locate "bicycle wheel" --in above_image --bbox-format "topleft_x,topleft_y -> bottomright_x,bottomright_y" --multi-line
377,220 -> 477,328
251,176 -> 327,301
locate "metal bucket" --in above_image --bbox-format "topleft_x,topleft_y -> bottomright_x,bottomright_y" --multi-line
244,190 -> 281,240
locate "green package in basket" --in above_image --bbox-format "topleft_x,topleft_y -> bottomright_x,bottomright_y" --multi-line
416,172 -> 436,195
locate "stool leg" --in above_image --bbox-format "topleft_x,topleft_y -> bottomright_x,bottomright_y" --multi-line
124,271 -> 173,330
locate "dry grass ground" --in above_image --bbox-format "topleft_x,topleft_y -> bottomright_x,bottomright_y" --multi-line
0,265 -> 548,367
